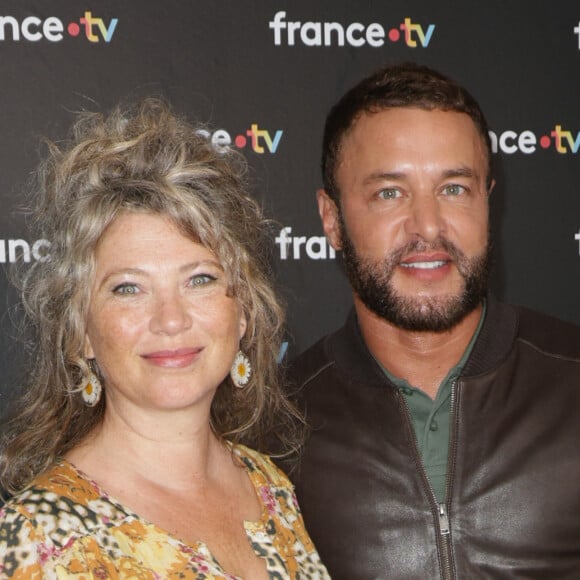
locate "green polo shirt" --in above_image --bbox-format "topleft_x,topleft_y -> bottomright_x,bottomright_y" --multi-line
380,304 -> 485,502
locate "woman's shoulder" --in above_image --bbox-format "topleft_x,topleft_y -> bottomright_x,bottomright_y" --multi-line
0,461 -> 88,566
4,460 -> 100,511
0,460 -> 126,547
231,443 -> 293,489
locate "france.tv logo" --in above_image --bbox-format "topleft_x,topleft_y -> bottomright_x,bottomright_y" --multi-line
269,12 -> 435,48
0,12 -> 118,43
198,124 -> 283,155
490,125 -> 580,155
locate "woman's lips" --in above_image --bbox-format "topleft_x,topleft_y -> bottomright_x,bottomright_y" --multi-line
141,347 -> 203,368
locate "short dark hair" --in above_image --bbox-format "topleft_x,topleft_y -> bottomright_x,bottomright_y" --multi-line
322,62 -> 493,200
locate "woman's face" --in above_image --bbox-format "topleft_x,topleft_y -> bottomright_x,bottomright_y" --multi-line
83,212 -> 246,417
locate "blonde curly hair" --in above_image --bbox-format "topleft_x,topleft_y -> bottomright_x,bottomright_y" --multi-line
1,98 -> 301,495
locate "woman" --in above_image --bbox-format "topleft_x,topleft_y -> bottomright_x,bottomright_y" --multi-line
0,99 -> 329,579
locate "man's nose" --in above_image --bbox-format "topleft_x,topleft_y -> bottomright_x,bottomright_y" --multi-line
404,193 -> 445,242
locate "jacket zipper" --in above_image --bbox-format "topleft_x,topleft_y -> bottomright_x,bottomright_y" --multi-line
438,502 -> 452,579
440,378 -> 460,580
438,503 -> 450,534
397,380 -> 459,580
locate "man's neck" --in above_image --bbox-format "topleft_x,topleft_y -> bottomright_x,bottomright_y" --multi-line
355,297 -> 484,399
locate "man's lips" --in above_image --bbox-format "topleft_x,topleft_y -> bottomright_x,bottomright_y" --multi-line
401,260 -> 447,270
141,347 -> 203,368
399,253 -> 452,270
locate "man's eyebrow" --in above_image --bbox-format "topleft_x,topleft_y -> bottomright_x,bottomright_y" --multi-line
441,167 -> 479,180
361,167 -> 481,187
362,171 -> 406,186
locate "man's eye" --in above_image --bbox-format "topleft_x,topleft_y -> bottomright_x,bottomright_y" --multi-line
377,188 -> 401,200
190,274 -> 216,287
113,283 -> 138,295
444,184 -> 465,196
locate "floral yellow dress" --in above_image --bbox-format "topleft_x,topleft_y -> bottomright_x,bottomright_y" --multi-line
0,445 -> 330,579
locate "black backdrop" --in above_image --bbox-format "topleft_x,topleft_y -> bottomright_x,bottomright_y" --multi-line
1,1 -> 580,417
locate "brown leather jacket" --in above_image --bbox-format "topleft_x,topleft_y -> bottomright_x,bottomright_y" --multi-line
288,298 -> 580,579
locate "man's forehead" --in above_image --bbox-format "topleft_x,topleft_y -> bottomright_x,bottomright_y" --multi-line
345,106 -> 478,136
336,107 -> 489,173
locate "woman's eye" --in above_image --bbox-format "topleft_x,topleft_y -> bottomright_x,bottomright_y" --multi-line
190,274 -> 216,287
377,188 -> 401,200
444,184 -> 466,196
113,283 -> 139,295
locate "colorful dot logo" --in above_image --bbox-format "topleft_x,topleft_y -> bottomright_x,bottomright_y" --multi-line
388,28 -> 400,42
539,135 -> 551,149
67,22 -> 80,36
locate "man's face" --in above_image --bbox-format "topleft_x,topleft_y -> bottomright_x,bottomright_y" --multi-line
318,108 -> 492,332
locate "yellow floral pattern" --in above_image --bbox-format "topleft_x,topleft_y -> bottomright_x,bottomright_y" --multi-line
0,445 -> 330,579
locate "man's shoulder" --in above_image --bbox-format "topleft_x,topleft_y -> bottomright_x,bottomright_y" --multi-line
288,332 -> 337,389
287,311 -> 362,386
514,304 -> 580,360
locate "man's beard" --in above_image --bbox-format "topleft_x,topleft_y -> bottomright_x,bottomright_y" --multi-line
339,216 -> 490,333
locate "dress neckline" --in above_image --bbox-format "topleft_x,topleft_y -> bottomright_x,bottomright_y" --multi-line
56,443 -> 272,578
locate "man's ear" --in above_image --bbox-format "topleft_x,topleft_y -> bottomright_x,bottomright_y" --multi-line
487,178 -> 496,197
317,189 -> 343,250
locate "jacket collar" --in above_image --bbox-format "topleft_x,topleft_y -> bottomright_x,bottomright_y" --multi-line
326,295 -> 518,386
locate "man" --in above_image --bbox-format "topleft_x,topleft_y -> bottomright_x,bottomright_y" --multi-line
288,62 -> 580,579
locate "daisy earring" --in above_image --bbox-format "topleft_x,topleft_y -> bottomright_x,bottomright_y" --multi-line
81,361 -> 102,407
230,351 -> 252,388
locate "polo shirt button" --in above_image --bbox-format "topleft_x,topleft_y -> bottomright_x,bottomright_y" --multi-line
402,387 -> 413,396
430,420 -> 438,431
